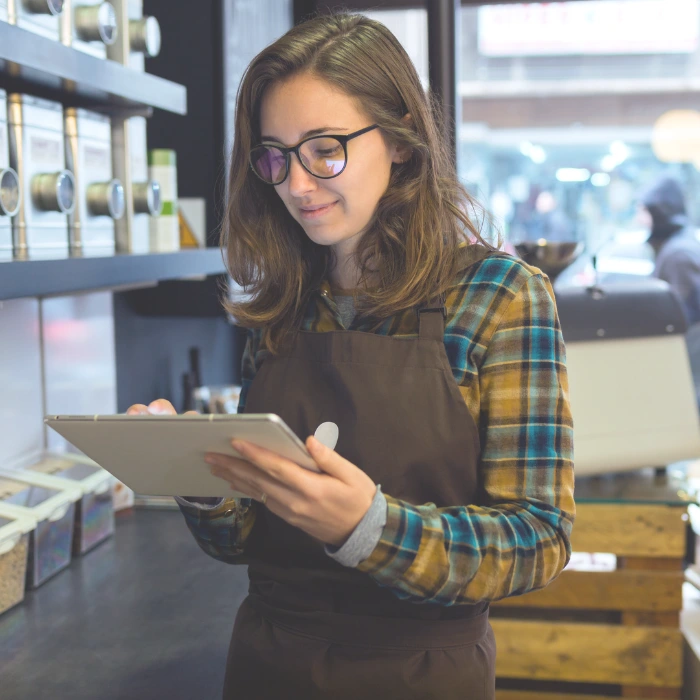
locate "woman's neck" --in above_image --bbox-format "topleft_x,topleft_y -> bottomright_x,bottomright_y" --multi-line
329,248 -> 361,291
328,236 -> 377,292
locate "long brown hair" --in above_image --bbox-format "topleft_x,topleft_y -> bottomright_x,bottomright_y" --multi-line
221,12 -> 496,353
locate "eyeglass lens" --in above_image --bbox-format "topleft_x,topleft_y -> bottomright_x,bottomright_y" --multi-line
251,136 -> 346,184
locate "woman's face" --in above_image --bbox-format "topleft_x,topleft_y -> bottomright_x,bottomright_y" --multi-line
259,73 -> 403,259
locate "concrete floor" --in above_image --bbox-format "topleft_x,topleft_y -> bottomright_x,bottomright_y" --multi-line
0,508 -> 249,700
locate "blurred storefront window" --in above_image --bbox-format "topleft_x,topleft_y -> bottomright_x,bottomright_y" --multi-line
366,1 -> 700,284
461,0 -> 700,283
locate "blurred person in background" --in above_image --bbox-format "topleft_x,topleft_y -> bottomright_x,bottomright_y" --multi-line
642,175 -> 700,325
642,175 -> 700,408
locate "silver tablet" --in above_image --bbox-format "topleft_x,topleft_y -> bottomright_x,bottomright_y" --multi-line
44,413 -> 319,498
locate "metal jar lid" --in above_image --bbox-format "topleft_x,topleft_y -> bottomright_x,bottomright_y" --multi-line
31,170 -> 76,214
129,16 -> 161,57
87,179 -> 125,220
0,168 -> 20,218
24,0 -> 64,16
133,179 -> 162,216
75,2 -> 118,45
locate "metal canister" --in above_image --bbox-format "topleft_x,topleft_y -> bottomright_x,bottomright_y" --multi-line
127,0 -> 160,70
127,116 -> 161,253
104,0 -> 160,69
0,90 -> 21,261
8,94 -> 74,259
60,0 -> 118,58
64,107 -> 124,256
148,148 -> 179,252
7,0 -> 64,41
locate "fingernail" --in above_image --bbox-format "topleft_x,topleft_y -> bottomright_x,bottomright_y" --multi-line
231,440 -> 245,452
205,456 -> 216,465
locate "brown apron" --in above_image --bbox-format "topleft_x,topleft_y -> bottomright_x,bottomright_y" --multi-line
222,287 -> 496,699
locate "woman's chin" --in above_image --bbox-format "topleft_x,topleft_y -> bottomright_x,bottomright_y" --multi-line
303,227 -> 348,247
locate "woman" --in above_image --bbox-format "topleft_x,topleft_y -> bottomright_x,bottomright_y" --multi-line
128,12 -> 574,699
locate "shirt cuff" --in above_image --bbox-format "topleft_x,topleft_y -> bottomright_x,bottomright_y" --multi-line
324,485 -> 387,568
174,496 -> 226,511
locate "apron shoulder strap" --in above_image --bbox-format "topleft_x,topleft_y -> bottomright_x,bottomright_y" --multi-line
416,245 -> 494,342
418,293 -> 446,341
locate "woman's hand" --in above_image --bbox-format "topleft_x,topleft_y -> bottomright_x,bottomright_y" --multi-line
206,437 -> 377,548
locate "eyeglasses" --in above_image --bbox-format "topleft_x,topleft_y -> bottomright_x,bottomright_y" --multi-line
249,124 -> 379,186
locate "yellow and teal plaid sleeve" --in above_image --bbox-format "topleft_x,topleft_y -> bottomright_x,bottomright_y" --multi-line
176,327 -> 263,563
178,497 -> 258,563
357,257 -> 575,604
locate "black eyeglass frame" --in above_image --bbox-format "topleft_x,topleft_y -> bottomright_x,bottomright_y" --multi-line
249,124 -> 380,185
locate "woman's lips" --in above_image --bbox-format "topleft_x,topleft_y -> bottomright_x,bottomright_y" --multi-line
299,201 -> 338,219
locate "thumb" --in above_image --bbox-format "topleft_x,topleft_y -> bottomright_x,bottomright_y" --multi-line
306,435 -> 353,479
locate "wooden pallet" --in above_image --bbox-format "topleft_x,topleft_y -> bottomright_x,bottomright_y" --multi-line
492,503 -> 687,700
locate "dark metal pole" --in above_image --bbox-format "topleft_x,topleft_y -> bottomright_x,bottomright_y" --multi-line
427,0 -> 459,167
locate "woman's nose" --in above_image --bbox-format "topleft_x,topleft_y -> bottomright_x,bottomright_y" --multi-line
287,154 -> 317,197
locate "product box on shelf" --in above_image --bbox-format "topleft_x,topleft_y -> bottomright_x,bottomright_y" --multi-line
0,89 -> 21,261
21,453 -> 115,556
7,0 -> 64,41
60,0 -> 118,58
65,107 -> 124,256
8,94 -> 74,259
0,509 -> 36,616
0,471 -> 81,589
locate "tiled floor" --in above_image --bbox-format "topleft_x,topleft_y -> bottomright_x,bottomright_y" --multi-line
0,508 -> 249,700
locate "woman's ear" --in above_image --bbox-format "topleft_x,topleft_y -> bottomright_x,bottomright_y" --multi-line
391,113 -> 414,164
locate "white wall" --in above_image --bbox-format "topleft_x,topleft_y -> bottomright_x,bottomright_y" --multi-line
0,291 -> 117,468
0,298 -> 44,468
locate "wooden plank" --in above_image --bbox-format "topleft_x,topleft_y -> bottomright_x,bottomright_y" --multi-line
496,690 -> 680,700
621,612 -> 679,628
621,688 -> 680,699
571,505 -> 686,558
493,570 -> 683,612
620,558 -> 683,571
497,692 -> 646,700
492,619 -> 682,687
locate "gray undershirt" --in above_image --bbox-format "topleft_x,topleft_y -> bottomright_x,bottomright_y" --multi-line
175,295 -> 388,568
334,294 -> 357,329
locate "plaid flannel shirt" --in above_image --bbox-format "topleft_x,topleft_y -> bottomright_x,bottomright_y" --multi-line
178,247 -> 575,604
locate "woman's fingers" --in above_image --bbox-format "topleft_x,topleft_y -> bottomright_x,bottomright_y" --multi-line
126,404 -> 149,415
231,440 -> 309,491
208,456 -> 284,504
147,399 -> 177,415
126,399 -> 184,416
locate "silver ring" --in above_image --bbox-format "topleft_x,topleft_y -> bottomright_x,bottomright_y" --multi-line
260,492 -> 268,506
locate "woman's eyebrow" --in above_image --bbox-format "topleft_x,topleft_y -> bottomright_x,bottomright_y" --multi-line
260,126 -> 348,143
